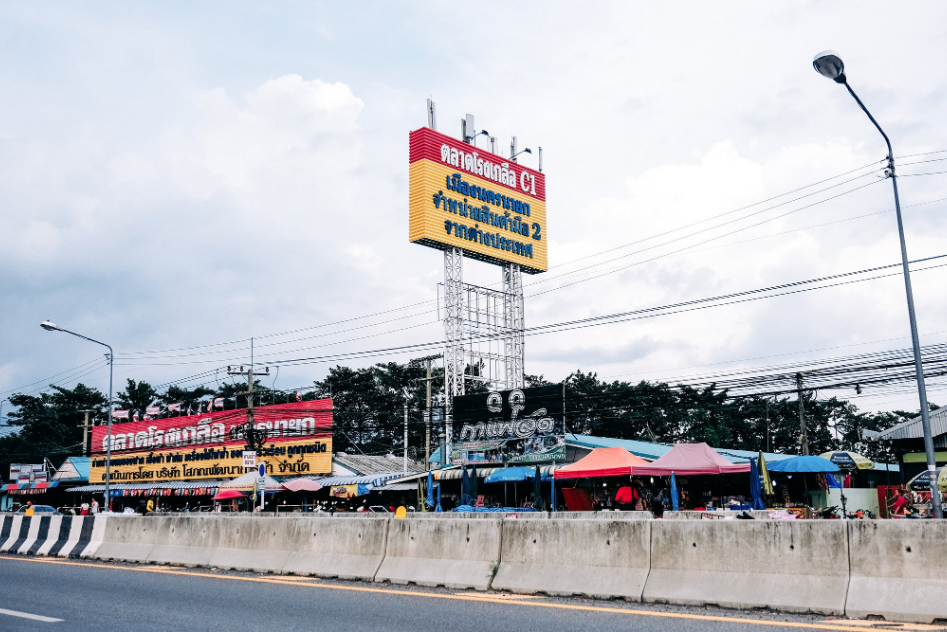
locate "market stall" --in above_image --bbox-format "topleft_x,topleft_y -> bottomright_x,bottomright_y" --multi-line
633,443 -> 752,510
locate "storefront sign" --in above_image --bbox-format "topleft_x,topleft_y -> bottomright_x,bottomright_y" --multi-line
9,464 -> 45,484
242,451 -> 257,469
451,385 -> 564,465
408,127 -> 548,273
331,484 -> 369,498
89,400 -> 333,483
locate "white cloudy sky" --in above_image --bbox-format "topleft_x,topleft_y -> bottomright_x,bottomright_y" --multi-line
2,2 -> 947,416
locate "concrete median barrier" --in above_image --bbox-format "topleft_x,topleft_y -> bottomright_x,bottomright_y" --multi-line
95,516 -> 159,562
282,516 -> 389,580
375,518 -> 501,590
208,516 -> 293,572
19,515 -> 51,554
78,514 -> 108,558
33,516 -> 62,556
147,516 -> 223,566
507,511 -> 654,520
493,519 -> 650,600
846,520 -> 947,624
643,520 -> 849,614
1,516 -> 26,552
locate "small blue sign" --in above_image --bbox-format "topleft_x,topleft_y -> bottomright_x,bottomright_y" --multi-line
258,464 -> 266,478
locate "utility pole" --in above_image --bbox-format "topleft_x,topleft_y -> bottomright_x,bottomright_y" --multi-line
403,400 -> 409,475
764,399 -> 771,454
227,338 -> 271,455
409,354 -> 442,469
79,409 -> 94,457
796,373 -> 809,455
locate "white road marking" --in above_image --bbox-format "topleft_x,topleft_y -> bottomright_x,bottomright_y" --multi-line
0,607 -> 63,623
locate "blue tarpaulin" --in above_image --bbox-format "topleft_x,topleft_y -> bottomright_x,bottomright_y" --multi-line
750,458 -> 765,510
670,472 -> 680,511
767,455 -> 840,473
484,466 -> 541,484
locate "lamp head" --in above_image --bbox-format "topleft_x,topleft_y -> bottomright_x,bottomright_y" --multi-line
478,130 -> 489,137
813,50 -> 846,83
40,320 -> 60,332
523,148 -> 532,155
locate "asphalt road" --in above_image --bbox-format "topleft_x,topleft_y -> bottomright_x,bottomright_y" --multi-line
0,555 -> 926,632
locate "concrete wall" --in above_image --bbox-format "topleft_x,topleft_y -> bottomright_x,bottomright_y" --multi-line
7,511 -> 947,624
644,520 -> 850,615
846,520 -> 947,624
375,518 -> 501,590
493,519 -> 650,600
281,516 -> 388,580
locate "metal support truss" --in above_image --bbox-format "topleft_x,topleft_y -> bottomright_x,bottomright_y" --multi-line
502,263 -> 525,389
443,247 -> 464,458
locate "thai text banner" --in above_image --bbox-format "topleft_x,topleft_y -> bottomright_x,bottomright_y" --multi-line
408,127 -> 548,273
88,399 -> 334,482
89,438 -> 332,483
90,399 -> 333,455
451,385 -> 564,465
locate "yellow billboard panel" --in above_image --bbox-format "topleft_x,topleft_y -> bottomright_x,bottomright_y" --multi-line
408,127 -> 547,273
89,438 -> 332,484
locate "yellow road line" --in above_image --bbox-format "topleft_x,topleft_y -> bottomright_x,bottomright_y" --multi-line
0,555 -> 904,632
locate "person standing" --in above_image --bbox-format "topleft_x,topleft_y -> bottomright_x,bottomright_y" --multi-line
25,501 -> 34,516
146,499 -> 154,514
91,497 -> 100,514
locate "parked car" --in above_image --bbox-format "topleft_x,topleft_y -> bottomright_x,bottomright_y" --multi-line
15,504 -> 60,515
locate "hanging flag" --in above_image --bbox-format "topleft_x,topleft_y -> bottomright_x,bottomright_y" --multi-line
111,410 -> 129,419
296,392 -> 303,402
144,405 -> 162,420
167,402 -> 183,414
132,412 -> 140,422
210,397 -> 226,410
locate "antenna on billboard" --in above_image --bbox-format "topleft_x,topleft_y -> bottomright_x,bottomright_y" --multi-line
426,98 -> 437,130
462,113 -> 475,143
490,136 -> 496,154
510,136 -> 517,162
538,147 -> 543,172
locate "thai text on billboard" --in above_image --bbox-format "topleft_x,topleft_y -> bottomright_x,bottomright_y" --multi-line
451,385 -> 563,465
408,127 -> 548,273
89,399 -> 333,483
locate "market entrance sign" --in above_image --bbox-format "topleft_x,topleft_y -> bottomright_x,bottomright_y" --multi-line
90,399 -> 333,483
408,127 -> 547,273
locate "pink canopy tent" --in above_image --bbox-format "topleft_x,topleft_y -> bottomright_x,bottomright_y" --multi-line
633,443 -> 751,476
554,447 -> 650,480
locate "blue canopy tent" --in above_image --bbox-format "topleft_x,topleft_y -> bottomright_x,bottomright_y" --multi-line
767,455 -> 840,473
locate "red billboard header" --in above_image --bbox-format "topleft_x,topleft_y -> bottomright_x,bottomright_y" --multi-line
91,399 -> 333,455
409,127 -> 546,202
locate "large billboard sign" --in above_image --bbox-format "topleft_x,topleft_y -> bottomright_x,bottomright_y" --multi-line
409,127 -> 547,273
89,400 -> 333,483
451,385 -> 563,465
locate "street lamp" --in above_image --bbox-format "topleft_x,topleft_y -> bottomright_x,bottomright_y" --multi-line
813,51 -> 943,518
40,321 -> 114,511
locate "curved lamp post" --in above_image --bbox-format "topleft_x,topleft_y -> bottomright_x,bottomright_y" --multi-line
813,51 -> 942,518
40,321 -> 114,510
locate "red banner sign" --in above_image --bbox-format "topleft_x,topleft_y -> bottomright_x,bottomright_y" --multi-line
91,399 -> 333,455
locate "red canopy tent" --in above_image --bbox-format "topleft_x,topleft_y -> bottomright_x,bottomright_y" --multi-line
554,447 -> 650,480
633,443 -> 751,476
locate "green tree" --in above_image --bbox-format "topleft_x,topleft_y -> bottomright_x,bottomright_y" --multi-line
115,379 -> 158,418
0,383 -> 107,474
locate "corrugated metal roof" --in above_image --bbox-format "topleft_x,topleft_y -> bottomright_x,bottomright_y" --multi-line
334,454 -> 426,476
52,457 -> 90,482
565,434 -> 794,464
311,473 -> 403,486
876,407 -> 947,441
